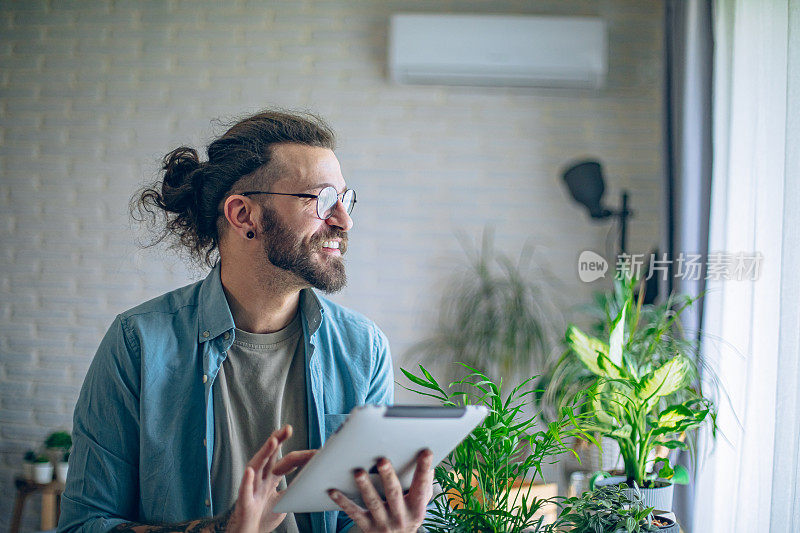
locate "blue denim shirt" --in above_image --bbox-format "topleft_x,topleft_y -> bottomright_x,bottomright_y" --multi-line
57,263 -> 394,533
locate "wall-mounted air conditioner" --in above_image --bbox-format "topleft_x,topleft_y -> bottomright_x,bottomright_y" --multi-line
388,14 -> 607,89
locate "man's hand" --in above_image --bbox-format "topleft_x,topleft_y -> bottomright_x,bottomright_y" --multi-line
227,425 -> 316,533
328,449 -> 434,533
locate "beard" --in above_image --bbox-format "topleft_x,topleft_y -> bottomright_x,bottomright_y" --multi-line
260,206 -> 348,293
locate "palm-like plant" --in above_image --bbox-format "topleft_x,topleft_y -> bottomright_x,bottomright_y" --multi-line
407,230 -> 563,387
401,364 -> 590,533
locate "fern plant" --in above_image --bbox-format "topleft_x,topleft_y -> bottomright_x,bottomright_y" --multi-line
401,363 -> 591,533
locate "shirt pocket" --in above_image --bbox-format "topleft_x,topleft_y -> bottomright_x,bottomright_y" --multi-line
323,413 -> 349,442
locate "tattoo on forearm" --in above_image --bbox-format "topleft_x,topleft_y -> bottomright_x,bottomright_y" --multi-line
111,505 -> 234,533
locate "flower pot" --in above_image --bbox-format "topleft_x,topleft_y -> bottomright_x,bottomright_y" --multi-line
33,463 -> 54,484
56,461 -> 69,483
568,437 -> 625,473
652,514 -> 679,533
593,475 -> 674,512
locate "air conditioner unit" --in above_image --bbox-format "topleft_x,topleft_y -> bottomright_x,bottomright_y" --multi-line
388,14 -> 607,89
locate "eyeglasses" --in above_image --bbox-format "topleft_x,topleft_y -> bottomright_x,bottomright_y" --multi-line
240,186 -> 356,220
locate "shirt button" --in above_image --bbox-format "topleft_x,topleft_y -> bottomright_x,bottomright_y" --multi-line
205,498 -> 210,507
223,332 -> 230,340
202,374 -> 208,383
202,330 -> 210,338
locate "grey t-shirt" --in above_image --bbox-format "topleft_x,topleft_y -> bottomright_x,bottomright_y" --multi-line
211,312 -> 312,532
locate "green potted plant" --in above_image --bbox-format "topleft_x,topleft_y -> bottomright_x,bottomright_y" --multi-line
33,454 -> 53,484
407,230 -> 563,387
541,271 -> 717,472
555,482 -> 679,532
401,363 -> 591,532
45,430 -> 72,451
558,271 -> 717,511
23,450 -> 37,480
56,450 -> 70,483
44,430 -> 72,465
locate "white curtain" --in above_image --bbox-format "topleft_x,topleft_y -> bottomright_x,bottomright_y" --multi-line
693,0 -> 800,531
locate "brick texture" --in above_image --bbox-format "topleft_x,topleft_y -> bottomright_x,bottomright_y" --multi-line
0,0 -> 664,529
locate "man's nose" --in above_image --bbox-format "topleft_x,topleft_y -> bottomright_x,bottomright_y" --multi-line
325,199 -> 353,232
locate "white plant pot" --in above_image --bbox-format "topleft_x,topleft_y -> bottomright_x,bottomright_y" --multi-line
594,475 -> 674,512
33,463 -> 54,484
598,438 -> 624,471
56,462 -> 69,483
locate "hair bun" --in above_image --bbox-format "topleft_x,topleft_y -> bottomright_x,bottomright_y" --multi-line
162,147 -> 200,188
158,146 -> 203,217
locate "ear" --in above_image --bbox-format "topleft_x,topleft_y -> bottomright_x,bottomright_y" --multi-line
223,195 -> 258,239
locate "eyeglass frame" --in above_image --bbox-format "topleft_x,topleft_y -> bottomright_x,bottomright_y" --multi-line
238,186 -> 356,220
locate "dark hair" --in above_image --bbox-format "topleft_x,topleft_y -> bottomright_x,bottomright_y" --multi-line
132,110 -> 336,266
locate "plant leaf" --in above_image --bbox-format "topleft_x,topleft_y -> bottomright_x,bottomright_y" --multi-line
400,367 -> 439,391
656,458 -> 674,479
609,424 -> 632,439
671,464 -> 691,484
567,325 -> 614,378
608,304 -> 626,368
657,439 -> 688,450
637,356 -> 690,401
656,404 -> 694,428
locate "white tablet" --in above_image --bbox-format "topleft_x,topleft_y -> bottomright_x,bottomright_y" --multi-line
273,404 -> 488,513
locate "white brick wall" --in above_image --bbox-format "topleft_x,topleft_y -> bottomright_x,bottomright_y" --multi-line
0,0 -> 664,528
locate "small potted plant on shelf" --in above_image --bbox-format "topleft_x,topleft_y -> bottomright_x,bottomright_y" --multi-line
45,430 -> 72,463
557,270 -> 717,511
33,454 -> 53,484
23,450 -> 37,480
401,363 -> 592,533
555,482 -> 679,532
56,450 -> 70,483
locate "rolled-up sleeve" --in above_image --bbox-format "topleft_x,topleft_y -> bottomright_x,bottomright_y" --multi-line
58,316 -> 141,533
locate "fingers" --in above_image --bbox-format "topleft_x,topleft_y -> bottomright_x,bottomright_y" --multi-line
248,425 -> 292,471
273,449 -> 317,477
247,425 -> 293,486
376,457 -> 405,520
327,489 -> 370,530
353,468 -> 389,524
406,449 -> 435,511
238,465 -> 255,505
328,454 -> 434,531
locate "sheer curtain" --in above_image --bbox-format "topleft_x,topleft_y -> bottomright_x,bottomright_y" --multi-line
692,0 -> 800,530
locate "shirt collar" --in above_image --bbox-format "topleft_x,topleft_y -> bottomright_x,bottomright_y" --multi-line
197,262 -> 324,343
300,287 -> 324,335
197,262 -> 236,343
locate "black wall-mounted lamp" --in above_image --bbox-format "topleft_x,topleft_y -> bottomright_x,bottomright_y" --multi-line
561,159 -> 634,255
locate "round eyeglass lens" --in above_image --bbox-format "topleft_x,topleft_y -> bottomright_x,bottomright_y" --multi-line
342,189 -> 355,214
317,186 -> 338,219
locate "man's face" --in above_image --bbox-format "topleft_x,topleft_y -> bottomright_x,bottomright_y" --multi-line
258,144 -> 353,293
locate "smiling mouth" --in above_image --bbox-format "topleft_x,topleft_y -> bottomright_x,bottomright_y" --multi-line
320,240 -> 340,250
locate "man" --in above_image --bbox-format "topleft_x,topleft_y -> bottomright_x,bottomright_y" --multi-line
57,111 -> 433,533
